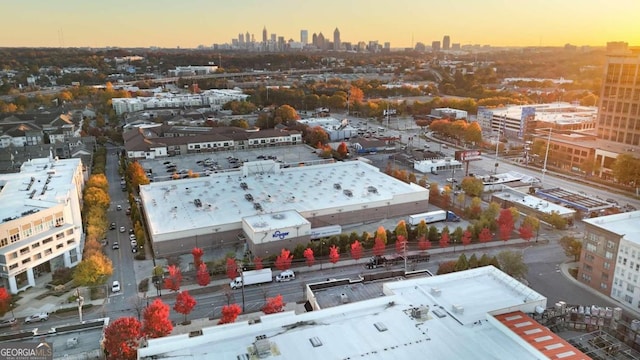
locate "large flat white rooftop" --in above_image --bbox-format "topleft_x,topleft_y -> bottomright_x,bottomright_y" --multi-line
139,160 -> 427,237
138,266 -> 550,360
0,157 -> 81,225
584,211 -> 640,243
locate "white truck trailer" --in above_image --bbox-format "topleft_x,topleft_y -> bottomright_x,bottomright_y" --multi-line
230,268 -> 273,289
409,210 -> 460,226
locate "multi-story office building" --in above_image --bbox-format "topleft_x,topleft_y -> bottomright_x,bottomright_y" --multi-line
333,28 -> 341,50
578,211 -> 640,310
0,157 -> 85,294
443,35 -> 450,50
432,41 -> 441,52
300,29 -> 308,45
596,42 -> 640,147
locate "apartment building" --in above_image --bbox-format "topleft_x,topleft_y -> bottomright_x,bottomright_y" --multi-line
596,42 -> 640,147
0,157 -> 85,294
578,211 -> 640,310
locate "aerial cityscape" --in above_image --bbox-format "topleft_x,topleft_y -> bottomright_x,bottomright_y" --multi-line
1,2 -> 640,359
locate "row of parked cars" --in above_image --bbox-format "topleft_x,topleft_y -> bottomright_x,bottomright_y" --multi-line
0,311 -> 50,329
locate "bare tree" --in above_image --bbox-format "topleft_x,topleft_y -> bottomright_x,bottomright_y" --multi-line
128,295 -> 147,321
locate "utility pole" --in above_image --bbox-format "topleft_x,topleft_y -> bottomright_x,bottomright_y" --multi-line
76,288 -> 84,323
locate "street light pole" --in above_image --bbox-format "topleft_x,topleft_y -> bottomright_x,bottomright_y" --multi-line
541,128 -> 552,184
240,267 -> 245,312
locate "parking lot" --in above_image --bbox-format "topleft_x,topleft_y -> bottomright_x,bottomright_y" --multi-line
140,144 -> 321,182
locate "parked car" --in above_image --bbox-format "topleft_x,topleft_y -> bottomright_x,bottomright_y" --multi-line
109,222 -> 116,230
129,234 -> 136,241
132,247 -> 138,254
0,318 -> 17,328
130,240 -> 137,247
112,281 -> 121,293
24,312 -> 49,324
112,241 -> 119,250
119,226 -> 126,233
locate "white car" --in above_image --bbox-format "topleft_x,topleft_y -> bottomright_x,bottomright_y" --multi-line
112,281 -> 121,293
119,226 -> 126,233
24,312 -> 49,324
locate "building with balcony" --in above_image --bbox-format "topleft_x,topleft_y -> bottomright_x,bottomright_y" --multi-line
0,157 -> 85,294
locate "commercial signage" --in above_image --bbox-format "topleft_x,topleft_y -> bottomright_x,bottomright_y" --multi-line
272,230 -> 290,240
455,150 -> 482,162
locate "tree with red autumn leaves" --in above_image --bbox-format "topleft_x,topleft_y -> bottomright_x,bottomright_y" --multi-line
196,263 -> 210,286
174,291 -> 197,324
142,299 -> 173,339
191,247 -> 204,269
226,258 -> 238,280
373,237 -> 386,256
336,142 -> 349,159
395,235 -> 407,254
439,231 -> 450,248
497,208 -> 515,241
275,248 -> 293,271
303,248 -> 315,267
328,245 -> 340,265
218,304 -> 242,324
104,317 -> 142,360
518,223 -> 534,241
0,288 -> 11,317
163,265 -> 182,292
350,240 -> 363,262
461,230 -> 472,247
253,256 -> 263,270
417,236 -> 431,251
262,295 -> 285,314
479,227 -> 492,243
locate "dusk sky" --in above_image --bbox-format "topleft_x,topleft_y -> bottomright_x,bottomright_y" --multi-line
2,0 -> 638,48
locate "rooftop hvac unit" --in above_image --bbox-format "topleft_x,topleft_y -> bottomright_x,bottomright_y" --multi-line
452,304 -> 464,314
253,335 -> 271,358
430,287 -> 441,296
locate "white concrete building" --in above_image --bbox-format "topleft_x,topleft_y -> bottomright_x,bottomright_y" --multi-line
297,117 -> 358,141
138,160 -> 429,257
137,266 -> 589,360
0,157 -> 85,294
112,89 -> 249,115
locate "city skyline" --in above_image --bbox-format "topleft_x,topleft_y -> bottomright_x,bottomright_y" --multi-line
0,0 -> 638,48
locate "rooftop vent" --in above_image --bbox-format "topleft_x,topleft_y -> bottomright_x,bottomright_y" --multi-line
367,186 -> 378,194
240,182 -> 249,190
245,193 -> 254,202
373,322 -> 388,332
309,336 -> 323,348
254,203 -> 263,211
194,199 -> 202,208
272,213 -> 285,220
452,304 -> 464,314
430,287 -> 441,296
343,189 -> 353,197
333,183 -> 341,190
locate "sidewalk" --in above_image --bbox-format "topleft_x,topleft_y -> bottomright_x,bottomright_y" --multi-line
137,236 -> 546,299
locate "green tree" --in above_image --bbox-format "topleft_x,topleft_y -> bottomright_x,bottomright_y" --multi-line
468,254 -> 479,268
612,154 -> 640,186
454,253 -> 469,272
496,250 -> 528,279
427,225 -> 439,242
394,220 -> 408,241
